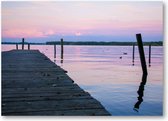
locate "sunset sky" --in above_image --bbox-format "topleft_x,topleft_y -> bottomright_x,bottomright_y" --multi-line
1,1 -> 163,43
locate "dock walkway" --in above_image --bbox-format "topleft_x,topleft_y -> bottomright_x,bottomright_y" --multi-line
2,50 -> 110,116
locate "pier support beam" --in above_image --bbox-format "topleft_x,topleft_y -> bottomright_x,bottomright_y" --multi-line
54,44 -> 56,58
61,38 -> 64,59
22,38 -> 25,50
132,44 -> 135,65
28,44 -> 30,50
16,44 -> 18,50
149,44 -> 151,67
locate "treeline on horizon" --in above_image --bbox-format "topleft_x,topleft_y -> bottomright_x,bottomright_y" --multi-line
1,42 -> 45,45
46,41 -> 163,46
2,41 -> 163,46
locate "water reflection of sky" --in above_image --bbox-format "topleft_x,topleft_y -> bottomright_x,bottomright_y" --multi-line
2,45 -> 163,116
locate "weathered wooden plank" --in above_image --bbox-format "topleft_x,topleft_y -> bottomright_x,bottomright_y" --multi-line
2,99 -> 104,113
2,90 -> 87,98
2,84 -> 81,93
2,108 -> 110,116
2,83 -> 76,88
2,93 -> 91,102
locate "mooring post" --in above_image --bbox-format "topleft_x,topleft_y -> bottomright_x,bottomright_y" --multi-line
134,34 -> 148,112
28,43 -> 30,50
136,34 -> 148,75
149,44 -> 151,67
132,44 -> 135,65
54,44 -> 56,58
16,43 -> 18,50
61,38 -> 64,59
22,38 -> 25,50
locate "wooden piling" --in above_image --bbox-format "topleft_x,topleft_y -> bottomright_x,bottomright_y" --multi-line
28,44 -> 30,50
136,34 -> 148,75
61,38 -> 64,59
16,44 -> 18,50
132,44 -> 135,65
22,38 -> 25,50
54,44 -> 56,58
149,44 -> 151,67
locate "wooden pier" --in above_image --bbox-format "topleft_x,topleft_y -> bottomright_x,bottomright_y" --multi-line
2,50 -> 110,116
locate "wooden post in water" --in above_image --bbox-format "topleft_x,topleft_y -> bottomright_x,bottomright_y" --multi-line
54,44 -> 56,58
28,43 -> 30,50
136,34 -> 148,75
134,34 -> 148,112
61,38 -> 64,59
149,44 -> 151,67
16,43 -> 18,50
22,38 -> 25,50
132,44 -> 135,65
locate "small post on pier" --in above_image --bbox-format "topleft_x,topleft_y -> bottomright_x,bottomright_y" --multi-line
22,38 -> 25,50
132,44 -> 135,65
149,44 -> 151,67
16,43 -> 18,50
61,38 -> 64,59
136,34 -> 148,75
28,43 -> 30,50
54,44 -> 56,58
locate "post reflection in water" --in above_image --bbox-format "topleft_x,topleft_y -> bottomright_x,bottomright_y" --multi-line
53,50 -> 64,65
60,59 -> 63,64
134,73 -> 148,112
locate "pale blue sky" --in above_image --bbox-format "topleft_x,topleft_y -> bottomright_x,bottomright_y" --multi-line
2,1 -> 163,42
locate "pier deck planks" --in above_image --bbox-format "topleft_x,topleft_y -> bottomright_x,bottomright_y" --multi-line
2,50 -> 110,116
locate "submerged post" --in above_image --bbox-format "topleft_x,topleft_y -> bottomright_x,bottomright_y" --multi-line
149,44 -> 151,67
28,43 -> 30,50
16,43 -> 18,50
61,38 -> 64,59
22,38 -> 25,50
136,34 -> 147,75
132,44 -> 135,65
54,44 -> 56,58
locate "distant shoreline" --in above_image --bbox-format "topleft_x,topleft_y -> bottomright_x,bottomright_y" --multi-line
2,41 -> 163,46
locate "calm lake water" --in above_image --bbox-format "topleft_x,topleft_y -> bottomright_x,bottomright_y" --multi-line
2,45 -> 163,116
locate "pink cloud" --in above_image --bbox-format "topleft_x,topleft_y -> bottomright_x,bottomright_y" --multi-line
75,32 -> 82,36
44,30 -> 55,36
2,29 -> 57,38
